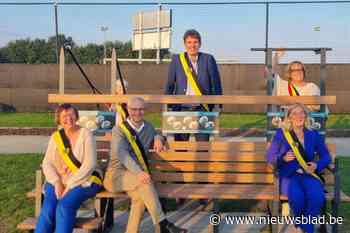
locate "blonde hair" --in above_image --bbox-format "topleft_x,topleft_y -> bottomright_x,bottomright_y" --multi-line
281,103 -> 312,130
284,60 -> 306,82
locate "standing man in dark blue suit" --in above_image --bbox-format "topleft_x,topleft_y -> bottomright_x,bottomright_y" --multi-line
165,29 -> 223,141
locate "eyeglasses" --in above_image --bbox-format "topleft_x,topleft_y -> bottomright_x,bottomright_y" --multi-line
289,68 -> 303,73
128,107 -> 145,112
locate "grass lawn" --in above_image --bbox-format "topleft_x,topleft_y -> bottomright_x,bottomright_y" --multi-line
1,112 -> 350,129
0,154 -> 349,233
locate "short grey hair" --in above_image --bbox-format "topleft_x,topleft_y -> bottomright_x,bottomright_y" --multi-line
127,96 -> 146,108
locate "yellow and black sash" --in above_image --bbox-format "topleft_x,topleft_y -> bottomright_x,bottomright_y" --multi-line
116,103 -> 128,123
288,82 -> 300,96
179,52 -> 209,111
53,129 -> 102,185
120,121 -> 150,173
282,129 -> 322,181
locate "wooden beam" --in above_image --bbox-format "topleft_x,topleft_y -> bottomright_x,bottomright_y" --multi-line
48,94 -> 336,105
59,47 -> 65,94
111,48 -> 116,94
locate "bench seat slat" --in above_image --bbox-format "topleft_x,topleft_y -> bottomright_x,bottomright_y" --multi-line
17,217 -> 102,230
92,185 -> 350,202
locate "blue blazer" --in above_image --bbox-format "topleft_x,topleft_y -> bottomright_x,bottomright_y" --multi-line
266,128 -> 331,195
165,52 -> 223,110
266,128 -> 331,178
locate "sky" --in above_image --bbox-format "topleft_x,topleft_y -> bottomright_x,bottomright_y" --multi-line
0,0 -> 350,63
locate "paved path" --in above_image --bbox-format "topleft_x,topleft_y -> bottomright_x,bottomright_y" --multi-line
0,136 -> 349,156
75,210 -> 328,233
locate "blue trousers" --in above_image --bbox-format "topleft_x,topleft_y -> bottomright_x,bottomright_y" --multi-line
288,174 -> 325,233
35,183 -> 101,233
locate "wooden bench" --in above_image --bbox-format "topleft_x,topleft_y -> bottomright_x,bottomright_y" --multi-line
93,140 -> 349,233
19,137 -> 350,233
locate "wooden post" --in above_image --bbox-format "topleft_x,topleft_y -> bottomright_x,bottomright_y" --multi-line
332,158 -> 340,233
59,47 -> 65,94
111,48 -> 117,94
156,4 -> 162,64
320,48 -> 327,135
34,170 -> 43,217
271,170 -> 280,233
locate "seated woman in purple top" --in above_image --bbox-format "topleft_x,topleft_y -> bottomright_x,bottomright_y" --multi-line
266,103 -> 331,233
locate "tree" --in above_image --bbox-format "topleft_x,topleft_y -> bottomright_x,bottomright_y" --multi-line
0,35 -> 170,64
0,48 -> 9,63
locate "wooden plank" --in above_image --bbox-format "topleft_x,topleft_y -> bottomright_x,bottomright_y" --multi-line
166,141 -> 267,152
35,170 -> 42,217
149,151 -> 267,162
151,172 -> 274,184
150,161 -> 273,173
96,135 -> 111,142
48,94 -> 336,105
111,48 -> 117,93
93,185 -> 350,202
59,47 -> 65,94
96,191 -> 127,198
155,183 -> 276,200
17,217 -> 103,230
280,190 -> 350,202
96,141 -> 110,150
326,143 -> 336,161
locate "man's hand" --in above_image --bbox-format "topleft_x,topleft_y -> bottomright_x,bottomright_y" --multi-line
153,136 -> 167,153
305,162 -> 317,174
54,180 -> 65,199
283,150 -> 296,162
137,172 -> 151,184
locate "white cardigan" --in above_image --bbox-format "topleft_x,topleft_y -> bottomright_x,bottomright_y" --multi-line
42,128 -> 97,191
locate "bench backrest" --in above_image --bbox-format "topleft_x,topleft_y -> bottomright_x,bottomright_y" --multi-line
149,141 -> 274,185
96,137 -> 336,187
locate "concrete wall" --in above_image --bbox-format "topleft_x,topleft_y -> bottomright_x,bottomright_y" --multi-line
0,63 -> 349,113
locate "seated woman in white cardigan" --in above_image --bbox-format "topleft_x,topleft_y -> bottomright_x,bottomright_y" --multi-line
35,104 -> 102,233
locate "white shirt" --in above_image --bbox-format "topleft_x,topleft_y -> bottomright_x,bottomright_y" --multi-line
126,118 -> 145,133
186,55 -> 198,96
273,74 -> 322,112
273,74 -> 320,96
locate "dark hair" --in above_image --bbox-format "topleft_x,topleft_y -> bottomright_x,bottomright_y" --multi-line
183,29 -> 201,44
55,103 -> 79,125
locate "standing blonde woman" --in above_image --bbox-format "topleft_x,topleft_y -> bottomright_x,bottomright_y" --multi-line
266,103 -> 331,233
269,50 -> 321,112
35,104 -> 102,233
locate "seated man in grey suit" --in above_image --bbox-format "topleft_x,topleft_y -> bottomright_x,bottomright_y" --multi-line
103,97 -> 187,233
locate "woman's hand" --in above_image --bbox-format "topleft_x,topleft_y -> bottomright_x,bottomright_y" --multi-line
137,171 -> 151,184
283,150 -> 296,162
305,162 -> 317,174
275,49 -> 285,59
54,180 -> 65,199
